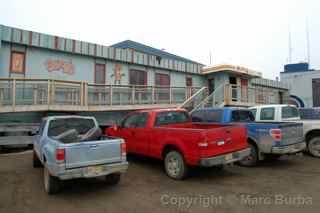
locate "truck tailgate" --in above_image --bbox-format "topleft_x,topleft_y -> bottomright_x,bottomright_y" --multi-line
64,139 -> 122,169
201,125 -> 247,158
279,123 -> 304,146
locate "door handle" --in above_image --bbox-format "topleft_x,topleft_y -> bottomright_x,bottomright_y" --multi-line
90,144 -> 98,149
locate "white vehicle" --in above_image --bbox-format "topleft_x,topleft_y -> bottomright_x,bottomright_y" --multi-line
250,104 -> 320,158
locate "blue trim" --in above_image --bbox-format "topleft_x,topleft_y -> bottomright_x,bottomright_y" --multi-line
290,95 -> 305,107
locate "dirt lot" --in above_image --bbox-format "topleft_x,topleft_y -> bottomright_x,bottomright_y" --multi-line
0,151 -> 319,213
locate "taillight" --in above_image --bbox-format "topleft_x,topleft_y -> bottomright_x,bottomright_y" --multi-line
270,129 -> 282,141
121,143 -> 126,156
56,148 -> 65,161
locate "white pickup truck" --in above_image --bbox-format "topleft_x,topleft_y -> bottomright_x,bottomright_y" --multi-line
250,105 -> 320,158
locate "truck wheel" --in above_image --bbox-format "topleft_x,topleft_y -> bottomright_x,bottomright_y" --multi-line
164,150 -> 188,180
33,150 -> 43,168
44,166 -> 61,194
105,173 -> 121,185
308,137 -> 320,158
238,143 -> 258,167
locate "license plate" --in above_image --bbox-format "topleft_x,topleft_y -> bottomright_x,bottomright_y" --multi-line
225,153 -> 233,161
87,165 -> 104,175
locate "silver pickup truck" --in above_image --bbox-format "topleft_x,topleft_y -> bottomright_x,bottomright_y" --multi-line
33,116 -> 128,194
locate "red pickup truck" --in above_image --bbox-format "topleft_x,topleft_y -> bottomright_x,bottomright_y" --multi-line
106,108 -> 250,180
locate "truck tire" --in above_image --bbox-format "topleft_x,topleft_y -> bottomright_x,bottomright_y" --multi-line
308,136 -> 320,158
105,173 -> 121,185
33,150 -> 42,168
238,143 -> 258,167
164,150 -> 189,180
44,166 -> 61,194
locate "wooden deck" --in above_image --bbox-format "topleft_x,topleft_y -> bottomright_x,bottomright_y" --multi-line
0,78 -> 202,113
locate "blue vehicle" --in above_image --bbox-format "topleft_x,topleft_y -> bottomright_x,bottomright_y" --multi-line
191,107 -> 306,166
33,116 -> 128,194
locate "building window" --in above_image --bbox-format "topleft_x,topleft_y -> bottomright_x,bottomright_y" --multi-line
186,76 -> 193,87
155,73 -> 170,86
10,51 -> 26,74
94,63 -> 106,84
129,70 -> 147,85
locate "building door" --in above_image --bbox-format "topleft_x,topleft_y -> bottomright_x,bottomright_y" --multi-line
208,78 -> 215,94
241,79 -> 248,102
312,79 -> 320,107
186,76 -> 193,98
155,73 -> 170,101
229,76 -> 238,101
129,70 -> 148,103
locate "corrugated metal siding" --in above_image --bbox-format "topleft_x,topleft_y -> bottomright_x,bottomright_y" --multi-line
0,25 -> 203,74
251,78 -> 289,90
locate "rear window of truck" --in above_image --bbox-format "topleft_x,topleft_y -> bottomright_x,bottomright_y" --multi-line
48,118 -> 95,137
155,111 -> 189,126
231,110 -> 255,122
260,107 -> 275,120
282,106 -> 300,119
191,110 -> 223,122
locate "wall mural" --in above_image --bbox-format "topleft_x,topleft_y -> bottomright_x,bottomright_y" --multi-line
44,59 -> 75,75
112,63 -> 124,84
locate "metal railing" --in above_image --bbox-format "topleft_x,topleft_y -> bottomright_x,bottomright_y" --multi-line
0,78 -> 202,112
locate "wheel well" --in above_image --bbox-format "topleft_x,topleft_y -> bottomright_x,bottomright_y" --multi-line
306,130 -> 320,143
162,144 -> 180,159
247,137 -> 257,148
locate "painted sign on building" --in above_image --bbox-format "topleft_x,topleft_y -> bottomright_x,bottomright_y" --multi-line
44,59 -> 75,75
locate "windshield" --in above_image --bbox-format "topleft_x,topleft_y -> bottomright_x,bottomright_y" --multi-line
154,111 -> 189,126
281,106 -> 300,119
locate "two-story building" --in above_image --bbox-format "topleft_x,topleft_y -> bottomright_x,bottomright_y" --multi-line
0,24 -> 290,124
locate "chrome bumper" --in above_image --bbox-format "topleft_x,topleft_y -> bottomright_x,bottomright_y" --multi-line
198,148 -> 251,167
271,142 -> 306,154
53,162 -> 128,180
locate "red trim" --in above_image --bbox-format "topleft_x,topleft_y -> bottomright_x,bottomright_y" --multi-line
131,49 -> 134,63
186,76 -> 193,87
94,62 -> 106,84
64,39 -> 67,51
72,40 -> 75,52
54,36 -> 58,49
20,30 -> 23,43
29,31 -> 33,45
10,50 -> 26,75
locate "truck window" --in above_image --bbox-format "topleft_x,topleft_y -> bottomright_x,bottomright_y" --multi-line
48,118 -> 95,137
231,110 -> 255,122
260,108 -> 275,120
250,109 -> 257,119
191,111 -> 206,122
155,111 -> 189,126
207,110 -> 223,122
282,106 -> 299,119
38,120 -> 47,135
123,112 -> 148,128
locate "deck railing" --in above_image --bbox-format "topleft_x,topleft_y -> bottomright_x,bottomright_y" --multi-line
0,78 -> 202,112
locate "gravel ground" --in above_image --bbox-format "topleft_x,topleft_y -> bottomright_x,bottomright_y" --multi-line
0,151 -> 319,213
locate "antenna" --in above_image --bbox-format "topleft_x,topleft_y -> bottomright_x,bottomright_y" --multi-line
288,25 -> 293,63
306,18 -> 311,65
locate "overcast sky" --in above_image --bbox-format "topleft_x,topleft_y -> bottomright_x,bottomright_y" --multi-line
1,0 -> 319,79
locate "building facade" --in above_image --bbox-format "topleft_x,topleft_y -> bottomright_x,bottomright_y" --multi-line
281,63 -> 320,108
0,24 -> 290,124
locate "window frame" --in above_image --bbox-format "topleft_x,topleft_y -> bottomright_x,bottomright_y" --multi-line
94,63 -> 106,84
10,50 -> 26,74
154,111 -> 190,127
129,69 -> 148,86
281,106 -> 300,119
